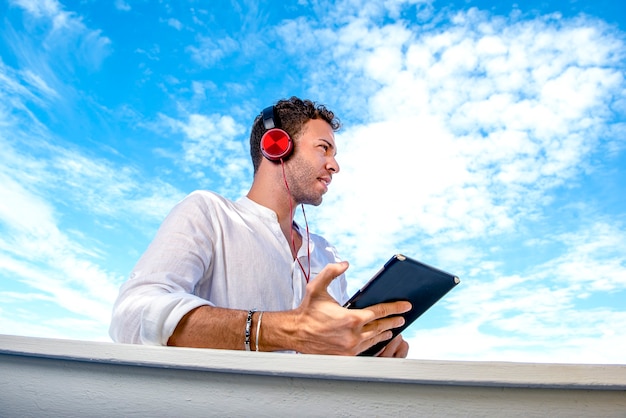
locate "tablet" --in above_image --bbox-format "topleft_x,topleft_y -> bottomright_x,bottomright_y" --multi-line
343,254 -> 460,356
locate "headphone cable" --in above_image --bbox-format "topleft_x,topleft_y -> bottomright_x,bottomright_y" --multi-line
281,159 -> 311,283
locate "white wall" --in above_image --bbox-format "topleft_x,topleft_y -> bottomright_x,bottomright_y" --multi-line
1,335 -> 625,417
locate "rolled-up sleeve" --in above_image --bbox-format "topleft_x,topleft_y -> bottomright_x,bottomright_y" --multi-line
109,194 -> 214,345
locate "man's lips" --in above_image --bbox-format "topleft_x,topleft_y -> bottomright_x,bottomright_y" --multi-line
318,176 -> 331,191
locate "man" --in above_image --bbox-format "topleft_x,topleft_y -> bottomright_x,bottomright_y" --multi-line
109,97 -> 410,357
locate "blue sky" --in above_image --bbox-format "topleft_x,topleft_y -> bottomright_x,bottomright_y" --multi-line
1,0 -> 625,364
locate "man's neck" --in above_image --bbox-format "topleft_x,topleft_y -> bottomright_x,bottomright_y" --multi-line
247,183 -> 295,228
248,188 -> 302,259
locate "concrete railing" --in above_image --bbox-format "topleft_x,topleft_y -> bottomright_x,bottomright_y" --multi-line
1,334 -> 625,417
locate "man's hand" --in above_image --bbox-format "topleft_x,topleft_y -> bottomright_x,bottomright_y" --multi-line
376,334 -> 410,358
288,261 -> 411,356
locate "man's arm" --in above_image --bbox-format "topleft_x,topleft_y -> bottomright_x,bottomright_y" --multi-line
168,262 -> 412,356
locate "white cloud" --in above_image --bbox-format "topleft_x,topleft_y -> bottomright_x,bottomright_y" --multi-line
10,0 -> 63,19
0,49 -> 185,341
0,174 -> 120,328
21,69 -> 58,99
275,7 -> 626,265
273,2 -> 626,363
403,221 -> 626,364
10,0 -> 112,73
158,112 -> 251,193
0,150 -> 176,341
0,295 -> 111,341
0,172 -> 56,236
186,35 -> 239,67
167,18 -> 183,30
114,0 -> 131,12
538,222 -> 626,292
0,128 -> 185,227
405,313 -> 626,364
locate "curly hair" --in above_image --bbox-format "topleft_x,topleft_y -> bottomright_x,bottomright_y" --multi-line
250,96 -> 341,173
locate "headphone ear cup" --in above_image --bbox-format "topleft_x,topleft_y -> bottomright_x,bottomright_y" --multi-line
261,128 -> 293,161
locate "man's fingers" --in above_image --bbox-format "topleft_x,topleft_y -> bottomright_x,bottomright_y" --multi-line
307,261 -> 349,292
354,310 -> 409,354
366,300 -> 412,321
360,315 -> 405,340
377,335 -> 409,358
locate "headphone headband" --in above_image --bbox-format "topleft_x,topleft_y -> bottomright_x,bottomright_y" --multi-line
262,106 -> 277,130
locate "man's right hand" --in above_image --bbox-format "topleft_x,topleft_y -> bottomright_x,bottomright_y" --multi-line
263,261 -> 412,356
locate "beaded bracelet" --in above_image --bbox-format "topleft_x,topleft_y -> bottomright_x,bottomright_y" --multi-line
244,309 -> 256,351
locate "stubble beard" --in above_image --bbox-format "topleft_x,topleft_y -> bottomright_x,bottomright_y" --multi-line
284,157 -> 324,207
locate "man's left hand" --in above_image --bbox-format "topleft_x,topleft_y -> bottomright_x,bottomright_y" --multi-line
376,334 -> 409,358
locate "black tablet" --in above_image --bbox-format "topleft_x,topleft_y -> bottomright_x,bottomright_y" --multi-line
343,254 -> 460,356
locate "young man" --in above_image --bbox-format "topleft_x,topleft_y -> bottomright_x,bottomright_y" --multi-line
109,97 -> 410,357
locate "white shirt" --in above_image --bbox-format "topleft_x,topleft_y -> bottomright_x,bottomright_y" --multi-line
109,190 -> 348,345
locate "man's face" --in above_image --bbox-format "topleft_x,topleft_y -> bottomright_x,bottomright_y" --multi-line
285,119 -> 340,206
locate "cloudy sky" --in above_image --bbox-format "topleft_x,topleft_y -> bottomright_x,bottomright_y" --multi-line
1,0 -> 624,364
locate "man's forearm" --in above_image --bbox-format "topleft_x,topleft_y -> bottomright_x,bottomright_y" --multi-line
165,263 -> 411,355
166,305 -> 293,351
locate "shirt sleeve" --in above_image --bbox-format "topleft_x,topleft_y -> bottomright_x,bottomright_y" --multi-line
109,194 -> 214,345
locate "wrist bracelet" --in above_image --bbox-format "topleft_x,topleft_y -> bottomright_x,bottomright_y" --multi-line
245,309 -> 256,351
255,311 -> 264,352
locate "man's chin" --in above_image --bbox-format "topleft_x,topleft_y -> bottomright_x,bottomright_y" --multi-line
300,197 -> 323,207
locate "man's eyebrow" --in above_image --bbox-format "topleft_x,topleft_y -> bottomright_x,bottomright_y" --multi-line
319,138 -> 337,155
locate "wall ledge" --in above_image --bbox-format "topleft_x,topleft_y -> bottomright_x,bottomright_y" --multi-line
1,334 -> 624,390
2,334 -> 625,417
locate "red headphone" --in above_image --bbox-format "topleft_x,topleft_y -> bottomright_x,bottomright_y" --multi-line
259,105 -> 311,282
260,106 -> 293,161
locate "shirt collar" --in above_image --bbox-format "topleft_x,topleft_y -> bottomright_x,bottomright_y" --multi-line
237,195 -> 278,221
238,196 -> 312,251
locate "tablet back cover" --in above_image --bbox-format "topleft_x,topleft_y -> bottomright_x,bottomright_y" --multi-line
345,254 -> 460,356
